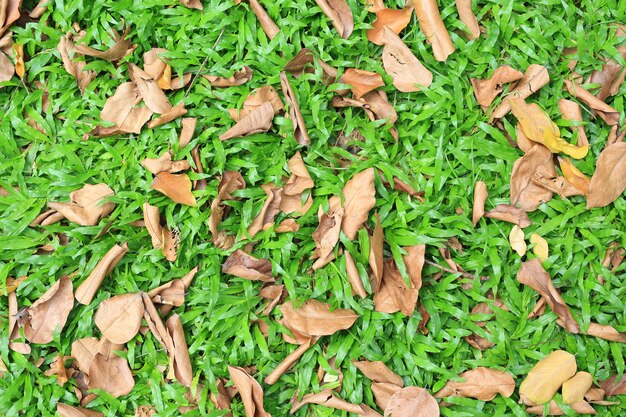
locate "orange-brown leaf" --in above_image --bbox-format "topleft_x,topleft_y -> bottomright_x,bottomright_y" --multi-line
75,243 -> 128,305
367,6 -> 413,45
280,299 -> 358,337
413,0 -> 454,62
435,367 -> 515,401
151,172 -> 197,206
587,142 -> 626,208
472,181 -> 487,226
381,26 -> 432,92
204,66 -> 253,87
48,183 -> 115,226
220,101 -> 274,140
315,0 -> 353,38
222,250 -> 274,282
23,276 -> 74,344
470,65 -> 523,108
342,68 -> 384,99
510,145 -> 556,211
74,24 -> 132,61
94,293 -> 145,344
331,168 -> 376,240
491,65 -> 549,119
484,204 -> 531,228
384,386 -> 439,417
455,0 -> 480,39
227,365 -> 271,417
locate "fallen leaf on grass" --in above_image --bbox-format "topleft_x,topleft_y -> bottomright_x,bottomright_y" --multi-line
0,50 -> 14,81
57,403 -> 104,417
48,183 -> 115,226
0,0 -> 21,37
291,390 -> 373,414
384,386 -> 439,417
13,43 -> 23,79
142,293 -> 173,353
491,65 -> 550,119
230,86 -> 284,121
23,276 -> 74,344
558,99 -> 588,146
369,213 -> 384,292
509,98 -> 588,159
585,322 -> 626,343
1,275 -> 27,295
204,66 -> 253,87
151,172 -> 197,206
220,101 -> 274,140
8,292 -> 30,354
259,284 -> 284,315
71,337 -> 100,374
485,204 -> 531,227
316,0 -> 353,38
311,205 -> 344,269
91,82 -> 153,136
94,293 -> 145,344
381,26 -> 432,92
129,63 -> 172,114
526,399 -> 596,415
235,0 -> 279,39
597,242 -> 624,285
587,142 -> 626,208
564,79 -> 619,126
222,250 -> 274,282
265,336 -> 318,385
374,258 -> 419,316
558,157 -> 590,195
75,243 -> 128,305
280,151 -> 314,216
332,91 -> 398,127
367,6 -> 413,45
470,66 -> 524,108
530,233 -> 549,262
143,48 -> 172,89
413,0 -> 454,62
517,259 -> 579,333
135,405 -> 157,417
279,71 -> 310,146
162,226 -> 180,262
179,0 -> 202,9
435,367 -> 515,401
455,0 -> 480,39
248,183 -> 283,237
472,181 -> 487,225
509,225 -> 526,256
209,171 -> 246,248
353,360 -> 403,386
228,366 -> 271,417
74,24 -> 132,61
88,339 -> 135,397
342,68 -> 384,98
403,244 -> 425,289
285,48 -> 338,83
147,102 -> 187,128
344,251 -> 367,297
563,372 -> 593,404
44,355 -> 69,386
165,314 -> 193,387
330,167 -> 376,239
510,144 -> 556,210
519,350 -> 577,406
587,48 -> 626,101
600,375 -> 626,396
531,172 -> 583,199
371,382 -> 402,410
57,34 -> 96,93
280,299 -> 358,336
178,118 -> 197,148
143,203 -> 163,249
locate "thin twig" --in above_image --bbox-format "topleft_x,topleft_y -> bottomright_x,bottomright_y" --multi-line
183,27 -> 226,99
425,259 -> 489,281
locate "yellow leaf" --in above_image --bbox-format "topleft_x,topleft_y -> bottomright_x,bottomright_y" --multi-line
562,372 -> 592,404
508,98 -> 589,159
509,225 -> 526,256
558,157 -> 590,195
519,350 -> 577,406
13,44 -> 25,80
530,233 -> 548,262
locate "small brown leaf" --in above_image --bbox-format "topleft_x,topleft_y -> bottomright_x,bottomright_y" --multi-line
48,183 -> 115,226
367,6 -> 413,45
162,226 -> 180,261
564,79 -> 619,126
455,0 -> 480,39
71,337 -> 100,374
143,48 -> 172,90
558,156 -> 590,195
88,339 -> 135,397
204,66 -> 253,87
435,367 -> 515,401
23,276 -> 74,344
0,275 -> 27,296
13,43 -> 24,79
526,399 -> 596,415
510,145 -> 556,211
209,171 -> 246,247
290,389 -> 363,414
265,336 -> 317,385
353,360 -> 403,386
372,382 -> 403,411
147,102 -> 187,128
472,181 -> 487,226
342,68 -> 384,99
280,71 -> 310,146
315,0 -> 353,38
280,151 -> 314,216
142,152 -> 190,175
381,26 -> 432,92
222,250 -> 274,282
57,34 -> 96,92
384,386 -> 439,417
519,350 -> 577,406
470,66 -> 524,108
311,205 -> 344,270
93,82 -> 153,136
74,24 -> 132,61
280,299 -> 358,337
491,65 -> 550,119
94,293 -> 145,344
259,284 -> 285,315
179,117 -> 197,148
0,50 -> 14,82
75,243 -> 128,305
563,372 -> 593,404
330,167 -> 376,240
44,355 -> 69,386
230,86 -> 284,121
369,213 -> 384,292
143,203 -> 163,249
129,63 -> 172,114
248,183 -> 283,238
587,142 -> 626,208
403,245 -> 425,290
228,365 -> 271,417
166,314 -> 193,387
151,172 -> 197,206
220,101 -> 274,140
530,233 -> 549,262
413,0 -> 455,62
284,48 -> 337,83
344,251 -> 366,297
509,225 -> 526,256
485,204 -> 531,228
57,403 -> 104,417
236,0 -> 279,39
600,375 -> 626,396
179,0 -> 202,9
374,258 -> 419,316
558,99 -> 588,147
585,322 -> 626,343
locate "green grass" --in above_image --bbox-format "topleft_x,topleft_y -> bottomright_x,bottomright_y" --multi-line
1,0 -> 626,415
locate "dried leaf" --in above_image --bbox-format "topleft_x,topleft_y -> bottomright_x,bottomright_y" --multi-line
143,48 -> 171,89
165,314 -> 193,387
204,66 -> 253,87
265,336 -> 317,385
526,399 -> 596,415
342,68 -> 384,99
529,233 -> 549,262
228,365 -> 271,417
372,382 -> 403,411
510,145 -> 556,211
331,167 -> 376,240
484,204 -> 531,228
279,71 -> 310,145
279,299 -> 358,337
280,151 -> 314,216
151,172 -> 197,206
179,0 -> 202,10
315,0 -> 353,38
353,360 -> 403,386
236,0 -> 279,39
472,181 -> 487,225
519,350 -> 577,406
1,275 -> 27,296
8,292 -> 30,354
587,142 -> 626,208
369,213 -> 384,292
374,258 -> 419,316
231,86 -> 284,121
517,259 -> 579,333
563,372 -> 593,404
248,183 -> 283,237
597,242 -> 624,285
94,293 -> 145,344
75,243 -> 128,305
509,225 -> 526,256
403,245 -> 425,290
48,183 -> 115,226
23,276 -> 74,344
93,82 -> 152,136
600,375 -> 626,396
12,43 -> 23,78
384,386 -> 439,417
367,6 -> 413,45
88,340 -> 135,397
179,117 -> 197,148
470,66 -> 524,108
162,227 -> 180,261
220,101 -> 274,140
0,50 -> 14,81
143,203 -> 163,249
57,403 -> 104,417
381,26 -> 432,92
587,48 -> 626,101
0,0 -> 20,37
57,34 -> 96,92
290,389 -> 363,414
491,65 -> 550,119
558,99 -> 588,147
558,156 -> 590,195
585,322 -> 626,343
435,367 -> 515,401
344,251 -> 366,298
44,355 -> 69,386
311,205 -> 344,270
74,24 -> 131,61
413,0 -> 455,62
531,172 -> 583,199
222,250 -> 274,282
564,79 -> 619,126
209,171 -> 245,247
455,0 -> 480,39
71,337 -> 100,374
128,63 -> 172,114
147,102 -> 187,128
284,48 -> 337,83
509,98 -> 588,159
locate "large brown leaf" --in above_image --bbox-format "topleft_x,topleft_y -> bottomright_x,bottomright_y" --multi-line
585,322 -> 626,343
600,375 -> 626,396
384,386 -> 439,417
265,336 -> 317,385
151,172 -> 197,206
470,65 -> 524,108
372,382 -> 403,411
519,350 -> 577,406
279,299 -> 358,336
88,339 -> 135,397
510,145 -> 556,211
374,258 -> 419,316
74,24 -> 132,61
94,293 -> 145,344
517,259 -> 579,333
220,101 -> 274,140
413,0 -> 454,62
48,183 -> 115,226
280,72 -> 310,146
484,204 -> 531,228
311,205 -> 344,269
455,0 -> 480,39
57,34 -> 96,93
491,65 -> 549,119
316,0 -> 353,38
71,337 -> 100,374
166,314 -> 193,387
330,167 -> 376,240
564,79 -> 619,126
57,403 -> 104,417
353,360 -> 403,386
23,276 -> 74,344
128,63 -> 172,114
367,6 -> 413,45
248,183 -> 283,237
558,99 -> 588,147
434,367 -> 515,401
75,243 -> 128,305
230,86 -> 284,121
222,250 -> 274,282
381,26 -> 432,92
472,181 -> 487,225
280,151 -> 314,216
342,68 -> 384,99
587,142 -> 626,208
204,66 -> 253,87
228,365 -> 271,417
93,82 -> 153,136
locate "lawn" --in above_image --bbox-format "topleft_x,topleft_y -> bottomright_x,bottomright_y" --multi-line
1,0 -> 626,416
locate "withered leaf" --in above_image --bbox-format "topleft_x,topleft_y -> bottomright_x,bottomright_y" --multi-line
57,34 -> 96,93
280,299 -> 358,337
280,151 -> 314,216
230,86 -> 283,121
147,102 -> 187,128
13,43 -> 23,79
142,152 -> 191,175
330,167 -> 376,240
88,340 -> 135,397
531,172 -> 583,199
372,382 -> 403,411
558,156 -> 590,195
143,48 -> 172,90
222,250 -> 274,282
48,183 -> 115,226
587,142 -> 626,208
344,251 -> 366,297
413,0 -> 455,62
57,403 -> 104,417
265,336 -> 317,385
587,47 -> 626,101
597,242 -> 624,285
519,350 -> 577,406
367,6 -> 413,45
470,65 -> 524,108
585,322 -> 626,343
517,259 -> 579,333
151,172 -> 197,206
564,79 -> 619,126
209,171 -> 245,247
600,375 -> 626,396
44,355 -> 69,386
228,365 -> 271,417
563,372 -> 593,404
93,82 -> 153,136
220,101 -> 274,140
316,0 -> 353,38
8,292 -> 30,354
75,242 -> 128,305
143,203 -> 163,249
374,258 -> 419,316
236,0 -> 279,39
381,26 -> 432,92
403,244 -> 425,290
0,275 -> 27,296
23,276 -> 74,344
311,205 -> 344,270
510,144 -> 556,211
162,226 -> 180,262
353,360 -> 403,386
166,314 -> 193,387
485,204 -> 531,228
0,0 -> 20,37
384,386 -> 439,417
472,181 -> 487,226
530,233 -> 549,262
558,98 -> 588,147
455,0 -> 480,39
369,213 -> 384,292
290,389 -> 364,414
509,225 -> 526,256
204,66 -> 253,87
526,399 -> 596,415
248,183 -> 283,237
94,293 -> 145,344
259,284 -> 284,315
491,65 -> 550,119
435,367 -> 515,401
71,337 -> 100,374
284,48 -> 337,83
0,50 -> 14,82
74,24 -> 132,61
280,71 -> 310,146
342,68 -> 384,99
179,117 -> 197,148
128,63 -> 172,114
179,0 -> 202,9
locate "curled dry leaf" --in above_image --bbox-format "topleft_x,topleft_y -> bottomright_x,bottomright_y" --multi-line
587,47 -> 626,101
586,142 -> 626,208
526,400 -> 596,415
384,386 -> 439,417
75,242 -> 128,305
265,336 -> 318,385
74,24 -> 132,61
48,183 -> 115,226
491,64 -> 550,119
0,275 -> 27,296
600,375 -> 626,396
372,382 -> 403,411
248,183 -> 283,237
151,172 -> 197,206
510,144 -> 556,211
435,367 -> 515,401
143,203 -> 163,249
342,68 -> 385,99
485,204 -> 531,228
374,258 -> 419,316
280,299 -> 358,337
509,98 -> 588,159
204,66 -> 253,87
209,171 -> 245,248
57,34 -> 97,93
143,48 -> 171,89
344,251 -> 366,297
531,172 -> 583,199
285,48 -> 338,83
558,157 -> 590,195
563,372 -> 593,404
280,71 -> 310,146
179,117 -> 197,148
585,322 -> 626,343
44,355 -> 69,386
222,249 -> 274,282
88,340 -> 135,397
311,205 -> 344,270
517,259 -> 579,333
530,233 -> 548,262
0,50 -> 14,82
290,389 -> 365,414
166,314 -> 193,387
91,82 -> 153,137
259,284 -> 284,315
147,102 -> 187,128
228,366 -> 271,417
236,0 -> 279,39
381,26 -> 432,92
470,65 -> 524,108
564,79 -> 619,126
280,151 -> 314,216
369,213 -> 384,292
597,242 -> 624,285
472,181 -> 487,226
509,225 -> 526,256
23,276 -> 74,344
315,0 -> 353,38
558,99 -> 588,147
330,167 -> 376,240
94,293 -> 145,344
413,0 -> 455,62
220,101 -> 275,140
519,350 -> 577,406
353,360 -> 403,386
57,403 -> 104,417
142,152 -> 191,175
8,292 -> 30,354
13,43 -> 24,79
367,6 -> 414,45
231,86 -> 284,121
129,63 -> 172,114
276,219 -> 299,233
0,0 -> 20,37
455,0 -> 480,39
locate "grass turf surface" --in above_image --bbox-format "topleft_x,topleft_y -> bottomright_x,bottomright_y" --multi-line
1,0 -> 626,415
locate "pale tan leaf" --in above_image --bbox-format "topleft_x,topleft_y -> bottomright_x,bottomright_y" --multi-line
265,336 -> 317,385
311,205 -> 344,270
57,34 -> 96,92
161,227 -> 180,261
472,181 -> 487,226
222,250 -> 274,282
491,65 -> 549,119
369,213 -> 384,292
509,225 -> 526,256
220,101 -> 274,140
587,142 -> 626,208
44,355 -> 69,386
563,372 -> 593,404
0,50 -> 14,82
403,244 -> 425,290
280,299 -> 358,337
57,403 -> 104,417
384,386 -> 439,417
143,48 -> 171,89
455,0 -> 480,39
585,322 -> 626,343
315,0 -> 353,38
143,203 -> 163,249
248,183 -> 283,237
88,340 -> 135,397
331,167 -> 376,239
381,26 -> 432,92
344,251 -> 366,298
413,0 -> 455,62
23,276 -> 74,344
519,350 -> 577,406
374,258 -> 419,316
204,66 -> 253,87
142,152 -> 190,175
179,117 -> 197,148
434,367 -> 515,401
510,144 -> 556,211
526,399 -> 596,415
470,66 -> 523,108
47,183 -> 115,226
564,79 -> 619,126
284,48 -> 337,83
372,382 -> 402,411
353,360 -> 403,386
151,172 -> 197,206
93,82 -> 153,136
94,293 -> 145,344
280,151 -> 314,216
147,102 -> 187,128
128,63 -> 172,114
166,314 -> 193,387
558,99 -> 588,147
279,71 -> 310,145
530,233 -> 548,262
75,243 -> 128,305
228,365 -> 271,417
290,389 -> 363,414
71,337 -> 100,374
179,0 -> 202,10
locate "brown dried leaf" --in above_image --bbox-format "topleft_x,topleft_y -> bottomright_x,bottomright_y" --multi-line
517,259 -> 579,333
372,382 -> 402,410
151,172 -> 197,206
519,350 -> 577,406
564,79 -> 620,126
435,367 -> 515,401
587,142 -> 626,208
470,66 -> 524,108
0,0 -> 20,37
531,172 -> 583,199
484,204 -> 531,228
311,205 -> 344,270
179,0 -> 202,10
563,372 -> 593,404
222,250 -> 274,282
381,26 -> 432,92
74,24 -> 131,61
248,183 -> 283,238
1,275 -> 27,296
209,171 -> 245,246
384,386 -> 439,417
57,34 -> 96,92
558,156 -> 590,195
143,203 -> 163,249
600,375 -> 626,396
353,360 -> 403,386
129,63 -> 172,114
510,145 -> 556,211
143,48 -> 171,89
204,66 -> 253,87
597,242 -> 624,284
367,6 -> 413,45
344,251 -> 366,297
0,50 -> 14,81
88,340 -> 135,397
403,244 -> 425,290
280,71 -> 310,146
265,336 -> 317,385
280,299 -> 358,337
44,355 -> 69,386
236,0 -> 279,39
369,213 -> 384,292
48,183 -> 115,226
146,102 -> 187,128
374,258 -> 419,316
231,86 -> 283,121
472,181 -> 487,226
342,68 -> 384,99
179,117 -> 197,148
585,322 -> 626,343
530,233 -> 549,262
587,48 -> 626,101
526,400 -> 596,415
228,365 -> 271,417
455,0 -> 480,39
12,43 -> 23,79
280,151 -> 314,215
94,293 -> 145,344
23,276 -> 74,344
290,389 -> 363,414
315,0 -> 353,38
57,403 -> 104,417
558,99 -> 588,147
491,65 -> 550,119
413,0 -> 455,62
93,82 -> 153,136
71,337 -> 100,374
331,167 -> 376,240
285,48 -> 337,83
220,101 -> 274,140
162,227 -> 180,261
165,314 -> 193,387
75,243 -> 128,305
